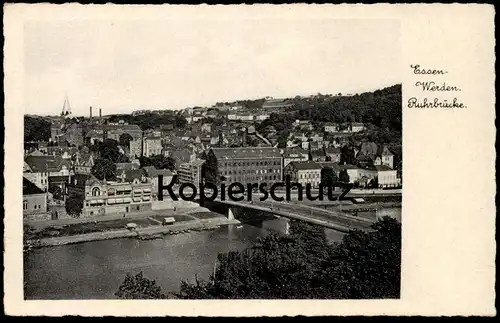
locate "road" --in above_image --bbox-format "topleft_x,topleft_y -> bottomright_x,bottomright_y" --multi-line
212,198 -> 374,232
256,200 -> 374,230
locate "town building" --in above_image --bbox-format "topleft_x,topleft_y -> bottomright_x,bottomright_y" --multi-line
293,120 -> 314,131
208,147 -> 282,186
255,114 -> 270,121
282,146 -> 309,168
50,122 -> 63,142
228,113 -> 254,122
67,172 -> 153,217
351,122 -> 365,133
201,123 -> 212,133
73,153 -> 95,175
327,133 -> 351,148
357,168 -> 378,188
115,161 -> 140,171
380,146 -> 395,169
177,158 -> 205,191
23,177 -> 49,221
284,161 -> 322,188
325,147 -> 341,163
142,136 -> 163,157
339,164 -> 360,183
23,156 -> 73,191
324,123 -> 339,133
46,146 -> 78,158
142,166 -> 175,200
310,149 -> 327,162
375,165 -> 400,188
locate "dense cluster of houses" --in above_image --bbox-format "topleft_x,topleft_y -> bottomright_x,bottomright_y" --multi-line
23,102 -> 401,221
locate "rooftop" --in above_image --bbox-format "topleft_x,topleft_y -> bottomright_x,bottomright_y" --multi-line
289,161 -> 322,170
375,165 -> 394,171
142,166 -> 174,177
211,147 -> 281,160
23,177 -> 45,195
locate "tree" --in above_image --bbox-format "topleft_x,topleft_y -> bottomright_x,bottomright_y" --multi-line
175,218 -> 401,299
277,133 -> 288,148
91,158 -> 117,181
203,150 -> 220,185
321,167 -> 338,188
139,155 -> 175,171
320,217 -> 401,299
338,169 -> 350,184
340,145 -> 356,165
48,185 -> 63,200
119,133 -> 133,149
65,192 -> 84,217
24,116 -> 51,142
115,272 -> 166,299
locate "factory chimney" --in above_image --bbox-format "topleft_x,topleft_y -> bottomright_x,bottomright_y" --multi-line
90,106 -> 93,121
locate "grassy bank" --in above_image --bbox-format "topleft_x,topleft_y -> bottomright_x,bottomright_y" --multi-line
25,217 -> 241,249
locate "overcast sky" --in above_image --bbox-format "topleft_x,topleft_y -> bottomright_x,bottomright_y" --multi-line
24,18 -> 400,116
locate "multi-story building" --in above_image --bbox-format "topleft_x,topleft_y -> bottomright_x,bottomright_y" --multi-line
177,158 -> 205,191
73,153 -> 95,175
255,114 -> 270,121
357,168 -> 378,187
129,139 -> 142,158
50,122 -> 63,142
324,123 -> 339,133
310,149 -> 327,162
227,113 -> 254,122
325,147 -> 341,163
375,165 -> 400,188
23,156 -> 73,191
380,146 -> 395,169
67,172 -> 153,217
23,177 -> 48,220
284,161 -> 322,188
282,146 -> 309,168
143,136 -> 163,157
208,147 -> 282,186
351,122 -> 365,133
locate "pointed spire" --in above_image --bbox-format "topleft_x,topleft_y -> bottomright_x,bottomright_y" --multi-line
61,92 -> 72,117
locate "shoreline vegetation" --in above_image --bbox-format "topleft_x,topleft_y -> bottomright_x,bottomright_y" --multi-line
115,217 -> 401,299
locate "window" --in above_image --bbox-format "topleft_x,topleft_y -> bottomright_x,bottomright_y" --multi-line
91,187 -> 101,196
23,200 -> 28,210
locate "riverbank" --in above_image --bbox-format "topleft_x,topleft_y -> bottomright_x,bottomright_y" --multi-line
26,217 -> 241,249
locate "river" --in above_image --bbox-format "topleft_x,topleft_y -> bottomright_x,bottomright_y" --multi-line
24,208 -> 400,299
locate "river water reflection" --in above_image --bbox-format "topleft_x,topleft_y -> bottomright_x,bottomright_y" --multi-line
24,209 -> 400,299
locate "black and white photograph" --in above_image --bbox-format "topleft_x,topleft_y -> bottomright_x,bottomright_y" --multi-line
20,15 -> 404,300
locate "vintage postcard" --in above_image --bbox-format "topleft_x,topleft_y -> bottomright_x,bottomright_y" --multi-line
3,3 -> 496,317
